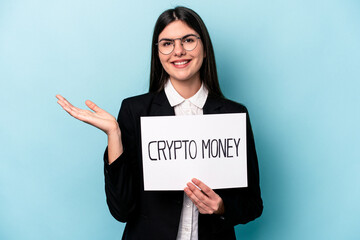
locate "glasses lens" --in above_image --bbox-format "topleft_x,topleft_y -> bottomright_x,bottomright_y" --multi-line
158,40 -> 174,55
182,36 -> 198,51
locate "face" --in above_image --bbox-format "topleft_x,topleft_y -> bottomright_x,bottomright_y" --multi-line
158,20 -> 205,85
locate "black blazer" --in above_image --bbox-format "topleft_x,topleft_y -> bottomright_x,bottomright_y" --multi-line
104,90 -> 263,240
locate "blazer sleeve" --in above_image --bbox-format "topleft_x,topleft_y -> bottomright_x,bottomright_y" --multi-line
214,109 -> 263,229
103,99 -> 140,223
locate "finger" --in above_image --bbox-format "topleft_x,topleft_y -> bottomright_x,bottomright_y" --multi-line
184,187 -> 213,214
56,95 -> 99,125
57,98 -> 72,113
85,100 -> 105,113
191,178 -> 217,199
187,183 -> 224,214
186,182 -> 212,206
57,100 -> 90,122
55,94 -> 64,100
62,98 -> 87,115
60,103 -> 83,119
57,99 -> 79,115
57,99 -> 66,108
56,95 -> 92,116
56,95 -> 77,111
56,95 -> 72,106
56,95 -> 67,108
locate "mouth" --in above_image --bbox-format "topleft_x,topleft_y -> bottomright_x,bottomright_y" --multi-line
172,59 -> 191,68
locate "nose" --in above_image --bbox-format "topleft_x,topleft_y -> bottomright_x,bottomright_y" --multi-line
173,39 -> 186,56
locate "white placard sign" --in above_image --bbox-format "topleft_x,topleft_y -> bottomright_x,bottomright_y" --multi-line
140,113 -> 247,190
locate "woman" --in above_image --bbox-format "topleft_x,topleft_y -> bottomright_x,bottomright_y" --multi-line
57,6 -> 263,240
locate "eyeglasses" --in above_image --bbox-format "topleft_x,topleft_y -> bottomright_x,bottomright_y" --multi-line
156,34 -> 201,55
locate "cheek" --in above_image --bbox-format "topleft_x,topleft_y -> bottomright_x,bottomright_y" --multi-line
193,50 -> 205,67
158,55 -> 170,68
192,46 -> 205,64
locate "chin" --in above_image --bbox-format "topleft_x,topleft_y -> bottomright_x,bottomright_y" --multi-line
172,71 -> 198,82
171,74 -> 195,82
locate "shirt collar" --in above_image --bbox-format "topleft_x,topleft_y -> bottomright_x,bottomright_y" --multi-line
164,80 -> 208,109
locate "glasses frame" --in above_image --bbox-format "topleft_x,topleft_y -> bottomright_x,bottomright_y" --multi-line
156,34 -> 201,55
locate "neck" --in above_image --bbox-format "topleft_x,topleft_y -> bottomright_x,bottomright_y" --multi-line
170,76 -> 202,99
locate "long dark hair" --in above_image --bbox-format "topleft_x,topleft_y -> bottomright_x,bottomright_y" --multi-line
149,6 -> 223,98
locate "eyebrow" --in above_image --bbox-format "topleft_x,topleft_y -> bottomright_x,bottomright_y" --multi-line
158,34 -> 197,42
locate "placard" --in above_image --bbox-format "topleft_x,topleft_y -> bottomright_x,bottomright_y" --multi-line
140,113 -> 247,190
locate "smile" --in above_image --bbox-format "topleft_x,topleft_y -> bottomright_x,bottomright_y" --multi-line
172,60 -> 191,68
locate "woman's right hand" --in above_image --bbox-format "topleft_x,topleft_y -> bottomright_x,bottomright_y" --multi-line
56,94 -> 119,135
56,94 -> 123,164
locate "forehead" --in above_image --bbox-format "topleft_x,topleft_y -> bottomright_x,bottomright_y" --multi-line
158,20 -> 198,40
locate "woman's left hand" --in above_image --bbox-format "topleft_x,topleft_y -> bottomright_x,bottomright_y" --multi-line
184,178 -> 225,215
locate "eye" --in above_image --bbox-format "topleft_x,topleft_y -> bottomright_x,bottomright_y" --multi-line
183,37 -> 195,43
161,41 -> 173,47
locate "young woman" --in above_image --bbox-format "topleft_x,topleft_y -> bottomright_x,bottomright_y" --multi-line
57,6 -> 263,240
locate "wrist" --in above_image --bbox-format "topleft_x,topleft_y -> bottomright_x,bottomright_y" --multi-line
107,125 -> 123,165
107,123 -> 121,137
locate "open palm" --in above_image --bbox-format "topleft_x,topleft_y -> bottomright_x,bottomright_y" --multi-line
56,94 -> 118,135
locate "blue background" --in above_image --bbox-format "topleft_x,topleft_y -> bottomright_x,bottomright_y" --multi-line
1,0 -> 359,239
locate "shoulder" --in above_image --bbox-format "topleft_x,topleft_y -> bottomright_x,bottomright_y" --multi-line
207,94 -> 249,114
116,92 -> 156,124
221,97 -> 248,112
122,92 -> 156,106
118,92 -> 152,116
119,91 -> 165,117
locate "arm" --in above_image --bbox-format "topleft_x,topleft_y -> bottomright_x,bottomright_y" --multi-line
104,99 -> 140,222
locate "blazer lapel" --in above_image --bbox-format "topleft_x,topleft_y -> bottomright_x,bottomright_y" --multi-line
149,90 -> 175,116
203,94 -> 223,114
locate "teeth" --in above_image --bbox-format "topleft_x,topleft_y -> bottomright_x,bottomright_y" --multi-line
174,61 -> 189,65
